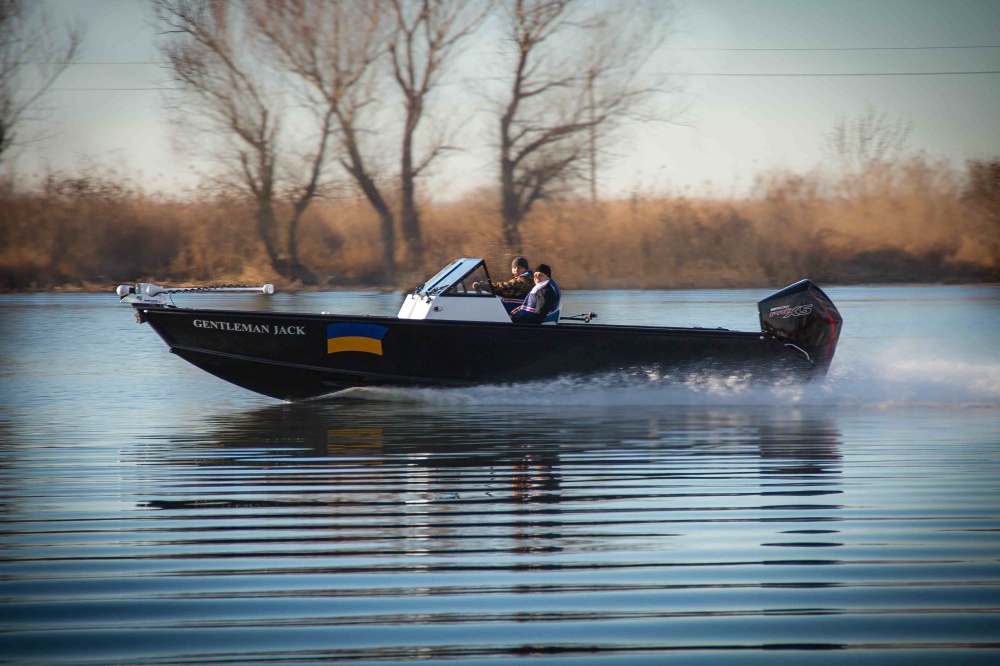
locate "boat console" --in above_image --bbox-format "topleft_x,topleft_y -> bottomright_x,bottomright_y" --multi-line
397,257 -> 560,324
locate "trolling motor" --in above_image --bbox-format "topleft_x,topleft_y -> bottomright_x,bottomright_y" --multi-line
116,282 -> 274,307
758,280 -> 843,367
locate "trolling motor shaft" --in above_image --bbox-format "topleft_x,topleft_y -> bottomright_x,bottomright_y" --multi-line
116,282 -> 274,307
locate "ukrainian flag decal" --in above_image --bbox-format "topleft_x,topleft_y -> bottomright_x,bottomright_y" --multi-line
327,323 -> 388,355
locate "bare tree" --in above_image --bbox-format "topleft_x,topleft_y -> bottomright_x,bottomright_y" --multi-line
825,103 -> 913,173
496,0 -> 679,251
387,0 -> 488,265
154,0 -> 336,283
252,0 -> 399,280
198,0 -> 485,278
0,0 -> 82,166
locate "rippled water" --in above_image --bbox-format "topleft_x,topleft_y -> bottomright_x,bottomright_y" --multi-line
1,286 -> 999,664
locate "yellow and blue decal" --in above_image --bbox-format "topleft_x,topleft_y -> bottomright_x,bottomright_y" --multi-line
326,323 -> 388,355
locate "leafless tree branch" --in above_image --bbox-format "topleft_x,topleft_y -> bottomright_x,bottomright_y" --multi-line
154,0 -> 338,283
825,102 -> 913,171
0,0 -> 83,165
253,0 -> 399,279
497,0 -> 682,250
387,0 -> 488,265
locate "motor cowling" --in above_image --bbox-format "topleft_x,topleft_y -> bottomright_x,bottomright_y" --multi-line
758,279 -> 843,367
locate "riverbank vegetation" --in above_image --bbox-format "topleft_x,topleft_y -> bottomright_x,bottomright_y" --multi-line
2,2 -> 997,292
1,155 -> 997,292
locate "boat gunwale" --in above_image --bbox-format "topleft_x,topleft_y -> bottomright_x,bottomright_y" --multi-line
136,304 -> 766,340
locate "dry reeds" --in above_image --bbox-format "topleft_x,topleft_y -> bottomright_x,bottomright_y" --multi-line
1,156 -> 997,291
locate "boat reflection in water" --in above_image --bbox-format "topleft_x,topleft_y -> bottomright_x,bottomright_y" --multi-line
115,400 -> 1000,664
140,401 -> 843,575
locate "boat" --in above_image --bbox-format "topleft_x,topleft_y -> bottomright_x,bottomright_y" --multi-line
116,257 -> 842,401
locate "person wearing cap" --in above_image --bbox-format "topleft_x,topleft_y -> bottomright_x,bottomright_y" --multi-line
473,256 -> 533,299
511,264 -> 561,324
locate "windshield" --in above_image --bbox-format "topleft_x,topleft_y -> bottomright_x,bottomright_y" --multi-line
415,259 -> 468,296
445,264 -> 493,296
415,258 -> 492,297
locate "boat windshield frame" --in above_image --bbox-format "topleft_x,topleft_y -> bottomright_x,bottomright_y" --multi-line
415,258 -> 493,297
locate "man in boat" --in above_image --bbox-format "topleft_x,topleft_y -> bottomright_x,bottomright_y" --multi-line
473,256 -> 533,299
511,264 -> 560,324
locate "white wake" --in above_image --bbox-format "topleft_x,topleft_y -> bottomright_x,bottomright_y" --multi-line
335,355 -> 1000,410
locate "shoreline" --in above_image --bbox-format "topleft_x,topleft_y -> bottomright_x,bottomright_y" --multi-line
3,277 -> 998,295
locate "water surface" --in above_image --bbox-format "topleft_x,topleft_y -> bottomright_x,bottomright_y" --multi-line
1,286 -> 998,664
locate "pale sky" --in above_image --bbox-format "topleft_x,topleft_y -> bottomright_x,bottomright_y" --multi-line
8,0 -> 1000,200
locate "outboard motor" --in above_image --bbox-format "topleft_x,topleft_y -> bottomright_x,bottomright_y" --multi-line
758,280 -> 843,368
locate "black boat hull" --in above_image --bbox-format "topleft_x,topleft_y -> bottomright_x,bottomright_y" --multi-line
138,307 -> 829,401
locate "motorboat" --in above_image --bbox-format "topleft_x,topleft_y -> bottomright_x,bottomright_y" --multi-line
117,257 -> 842,401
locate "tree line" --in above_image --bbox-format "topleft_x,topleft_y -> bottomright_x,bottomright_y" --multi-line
5,0 -> 995,292
146,0 -> 676,284
2,155 -> 997,291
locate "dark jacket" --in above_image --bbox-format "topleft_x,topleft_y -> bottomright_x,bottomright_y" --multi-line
512,279 -> 560,324
491,271 -> 534,299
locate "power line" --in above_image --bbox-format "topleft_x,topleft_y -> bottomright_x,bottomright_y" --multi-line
47,87 -> 174,91
40,68 -> 1000,91
51,45 -> 1000,64
59,61 -> 165,65
683,70 -> 1000,77
670,45 -> 1000,51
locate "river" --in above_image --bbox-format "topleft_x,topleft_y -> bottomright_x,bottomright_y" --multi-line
1,285 -> 998,664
